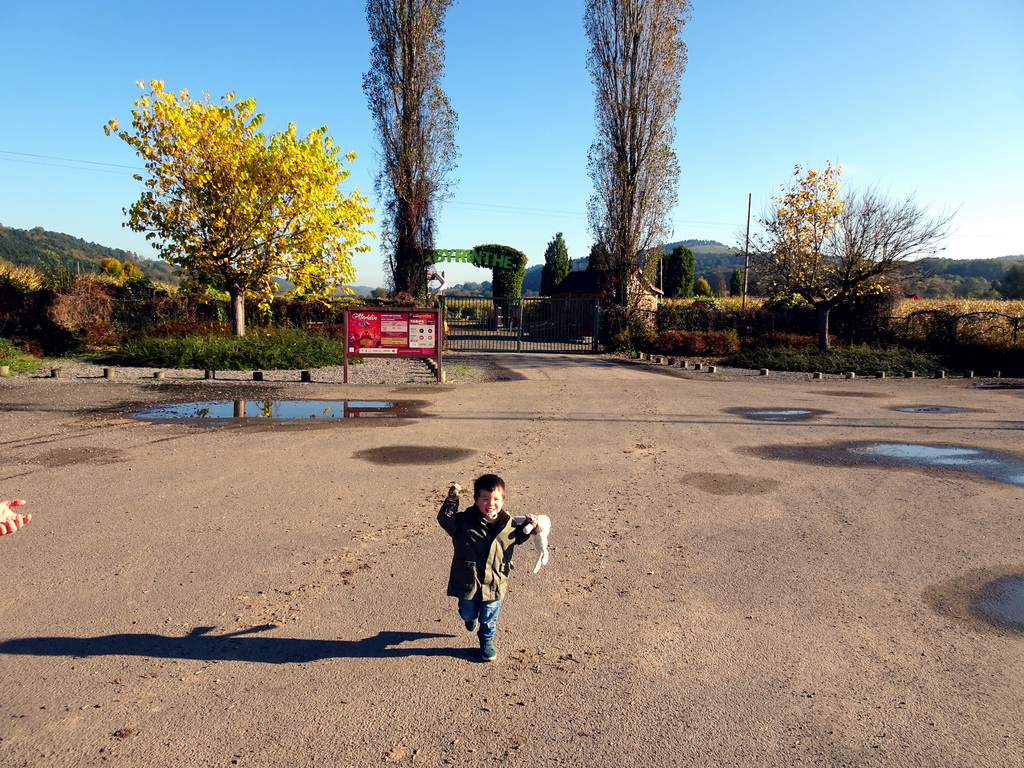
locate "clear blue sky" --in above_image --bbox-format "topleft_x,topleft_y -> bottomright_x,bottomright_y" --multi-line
2,0 -> 1021,289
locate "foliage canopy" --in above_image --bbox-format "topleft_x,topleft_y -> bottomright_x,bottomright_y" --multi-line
540,233 -> 571,295
754,163 -> 953,350
106,81 -> 374,335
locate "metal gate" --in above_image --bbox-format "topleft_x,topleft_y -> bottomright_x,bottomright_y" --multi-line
440,297 -> 600,353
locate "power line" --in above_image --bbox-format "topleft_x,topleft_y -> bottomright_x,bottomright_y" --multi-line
447,198 -> 738,230
0,149 -> 142,170
0,156 -> 138,176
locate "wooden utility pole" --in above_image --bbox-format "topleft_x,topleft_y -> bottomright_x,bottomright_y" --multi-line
742,193 -> 752,309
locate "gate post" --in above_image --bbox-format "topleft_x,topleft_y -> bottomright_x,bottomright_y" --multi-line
516,298 -> 523,352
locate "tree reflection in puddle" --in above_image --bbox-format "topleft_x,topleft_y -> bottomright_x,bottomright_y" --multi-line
129,400 -> 423,424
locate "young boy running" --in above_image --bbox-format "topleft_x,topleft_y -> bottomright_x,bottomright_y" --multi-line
437,474 -> 535,662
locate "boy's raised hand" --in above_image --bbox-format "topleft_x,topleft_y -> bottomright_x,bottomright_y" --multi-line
446,483 -> 462,501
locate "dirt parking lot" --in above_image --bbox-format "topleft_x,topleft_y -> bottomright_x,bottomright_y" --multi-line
1,354 -> 1022,767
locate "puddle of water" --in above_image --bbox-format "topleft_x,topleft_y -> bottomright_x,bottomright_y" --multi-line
972,575 -> 1024,631
893,405 -> 969,414
128,400 -> 421,424
726,407 -> 826,422
848,443 -> 1024,486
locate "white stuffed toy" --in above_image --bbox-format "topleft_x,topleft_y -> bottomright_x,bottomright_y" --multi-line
512,514 -> 551,573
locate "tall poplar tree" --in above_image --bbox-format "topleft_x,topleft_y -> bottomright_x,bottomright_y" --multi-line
364,0 -> 458,298
585,0 -> 689,307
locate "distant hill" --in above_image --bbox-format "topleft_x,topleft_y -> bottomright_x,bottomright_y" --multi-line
0,225 -> 380,293
663,240 -> 745,285
0,224 -> 176,282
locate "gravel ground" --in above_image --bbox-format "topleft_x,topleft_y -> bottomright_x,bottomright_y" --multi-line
2,352 -> 1022,767
5,351 -> 988,387
7,355 -> 451,386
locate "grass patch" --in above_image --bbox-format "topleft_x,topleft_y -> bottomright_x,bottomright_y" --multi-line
723,344 -> 943,376
0,338 -> 44,375
114,329 -> 349,370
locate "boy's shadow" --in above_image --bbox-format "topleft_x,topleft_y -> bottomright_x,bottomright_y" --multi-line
0,625 -> 481,664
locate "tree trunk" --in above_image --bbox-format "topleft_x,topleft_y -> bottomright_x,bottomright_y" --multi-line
228,284 -> 246,337
816,304 -> 831,352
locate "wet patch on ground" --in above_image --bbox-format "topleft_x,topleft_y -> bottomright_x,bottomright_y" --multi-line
127,400 -> 431,426
389,386 -> 452,395
725,407 -> 830,422
680,472 -> 781,496
891,405 -> 972,414
925,567 -> 1024,635
352,446 -> 477,465
970,381 -> 1024,390
742,441 -> 1024,487
816,390 -> 892,399
28,447 -> 126,467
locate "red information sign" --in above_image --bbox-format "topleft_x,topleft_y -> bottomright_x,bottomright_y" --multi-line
344,307 -> 442,382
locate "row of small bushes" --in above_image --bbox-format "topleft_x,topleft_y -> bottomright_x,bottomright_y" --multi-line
645,326 -> 951,376
114,329 -> 350,370
723,344 -> 943,376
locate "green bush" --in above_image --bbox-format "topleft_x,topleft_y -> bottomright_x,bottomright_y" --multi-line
654,330 -> 740,356
114,329 -> 348,370
723,344 -> 942,375
0,337 -> 42,374
603,309 -> 657,354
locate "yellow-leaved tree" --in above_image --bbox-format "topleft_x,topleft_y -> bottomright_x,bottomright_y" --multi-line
755,163 -> 952,351
105,81 -> 375,336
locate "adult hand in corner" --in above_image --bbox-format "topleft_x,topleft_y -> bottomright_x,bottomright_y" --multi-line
0,499 -> 31,535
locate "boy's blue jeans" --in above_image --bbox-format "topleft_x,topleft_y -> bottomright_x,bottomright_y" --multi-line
458,598 -> 502,639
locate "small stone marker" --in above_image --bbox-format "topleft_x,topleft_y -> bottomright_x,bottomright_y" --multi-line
993,370 -> 1001,378
253,371 -> 264,381
300,370 -> 312,383
103,367 -> 115,379
50,368 -> 62,379
813,372 -> 823,379
204,370 -> 215,380
0,365 -> 9,376
934,370 -> 945,379
760,369 -> 769,376
154,371 -> 164,380
907,371 -> 916,378
965,370 -> 974,379
708,365 -> 718,373
877,371 -> 886,379
678,359 -> 688,368
694,363 -> 703,371
844,372 -> 856,379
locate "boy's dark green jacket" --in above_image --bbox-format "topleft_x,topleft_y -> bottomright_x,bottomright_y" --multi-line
437,498 -> 532,601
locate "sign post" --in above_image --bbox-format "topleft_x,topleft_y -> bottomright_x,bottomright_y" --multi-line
343,307 -> 443,384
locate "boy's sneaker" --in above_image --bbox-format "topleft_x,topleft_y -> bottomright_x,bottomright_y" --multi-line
464,619 -> 478,632
480,637 -> 497,662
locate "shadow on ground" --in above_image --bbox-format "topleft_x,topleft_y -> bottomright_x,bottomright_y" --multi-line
0,626 -> 473,664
